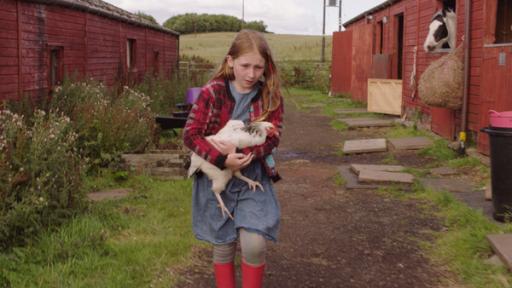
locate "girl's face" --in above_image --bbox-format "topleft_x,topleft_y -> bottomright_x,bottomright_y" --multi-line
227,51 -> 265,93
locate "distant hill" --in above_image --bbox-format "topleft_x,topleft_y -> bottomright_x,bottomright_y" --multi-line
180,32 -> 332,65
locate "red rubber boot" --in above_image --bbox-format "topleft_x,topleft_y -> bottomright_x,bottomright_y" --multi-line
241,261 -> 265,288
214,262 -> 235,288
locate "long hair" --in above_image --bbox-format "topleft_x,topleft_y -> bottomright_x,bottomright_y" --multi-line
212,29 -> 281,121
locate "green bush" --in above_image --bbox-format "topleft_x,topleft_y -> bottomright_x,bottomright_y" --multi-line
279,61 -> 330,92
51,80 -> 155,171
163,13 -> 267,34
0,110 -> 85,250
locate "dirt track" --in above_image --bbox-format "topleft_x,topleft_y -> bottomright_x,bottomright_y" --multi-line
174,99 -> 449,287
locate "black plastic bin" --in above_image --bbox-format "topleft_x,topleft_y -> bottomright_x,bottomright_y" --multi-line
481,127 -> 512,221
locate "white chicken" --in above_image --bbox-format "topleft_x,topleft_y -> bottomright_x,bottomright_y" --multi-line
188,120 -> 276,219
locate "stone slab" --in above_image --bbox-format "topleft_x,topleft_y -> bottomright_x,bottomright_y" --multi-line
466,148 -> 490,167
451,190 -> 494,220
358,170 -> 414,184
87,188 -> 132,202
487,234 -> 512,271
419,177 -> 475,193
388,137 -> 433,150
337,165 -> 379,190
343,138 -> 387,154
333,108 -> 368,115
350,164 -> 405,174
150,167 -> 186,180
339,118 -> 396,129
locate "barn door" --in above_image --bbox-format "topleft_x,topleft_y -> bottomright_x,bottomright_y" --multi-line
331,30 -> 353,94
350,24 -> 374,102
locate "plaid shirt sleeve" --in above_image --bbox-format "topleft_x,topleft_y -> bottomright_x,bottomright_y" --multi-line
240,96 -> 284,159
183,87 -> 227,169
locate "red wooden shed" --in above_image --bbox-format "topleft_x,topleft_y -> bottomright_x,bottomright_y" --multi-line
331,0 -> 512,155
0,0 -> 179,101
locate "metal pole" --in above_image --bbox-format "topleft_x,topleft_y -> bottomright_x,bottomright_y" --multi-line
338,0 -> 342,31
321,0 -> 326,62
241,0 -> 245,29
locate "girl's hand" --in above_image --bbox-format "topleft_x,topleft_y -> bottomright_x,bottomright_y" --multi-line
225,153 -> 253,171
209,139 -> 236,155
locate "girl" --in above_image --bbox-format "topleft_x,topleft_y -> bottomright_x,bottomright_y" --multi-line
183,29 -> 283,288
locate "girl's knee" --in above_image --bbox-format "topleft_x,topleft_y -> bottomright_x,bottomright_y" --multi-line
239,229 -> 266,265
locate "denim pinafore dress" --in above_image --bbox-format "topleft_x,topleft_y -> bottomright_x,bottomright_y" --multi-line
191,82 -> 280,245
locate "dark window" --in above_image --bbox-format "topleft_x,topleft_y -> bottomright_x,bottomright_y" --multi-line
49,46 -> 63,90
495,0 -> 512,43
396,14 -> 404,79
127,39 -> 136,70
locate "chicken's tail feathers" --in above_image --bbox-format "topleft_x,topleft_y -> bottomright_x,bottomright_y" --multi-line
187,154 -> 201,177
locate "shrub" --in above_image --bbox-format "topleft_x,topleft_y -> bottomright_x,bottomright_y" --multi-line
0,110 -> 85,250
51,80 -> 155,172
279,61 -> 330,92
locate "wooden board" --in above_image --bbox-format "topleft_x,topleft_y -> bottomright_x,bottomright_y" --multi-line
367,79 -> 402,115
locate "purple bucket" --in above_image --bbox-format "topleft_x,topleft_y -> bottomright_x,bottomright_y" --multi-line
186,87 -> 201,104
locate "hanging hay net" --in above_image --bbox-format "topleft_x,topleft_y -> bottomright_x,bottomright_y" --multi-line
418,44 -> 464,110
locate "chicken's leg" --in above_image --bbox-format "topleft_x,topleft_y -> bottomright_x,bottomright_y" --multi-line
234,171 -> 264,192
213,192 -> 234,220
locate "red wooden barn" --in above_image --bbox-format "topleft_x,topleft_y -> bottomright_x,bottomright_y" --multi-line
0,0 -> 179,101
331,0 -> 512,154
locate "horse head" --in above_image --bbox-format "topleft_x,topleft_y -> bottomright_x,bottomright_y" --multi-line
423,8 -> 456,52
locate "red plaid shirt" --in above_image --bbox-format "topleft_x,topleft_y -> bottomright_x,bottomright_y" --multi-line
183,78 -> 283,178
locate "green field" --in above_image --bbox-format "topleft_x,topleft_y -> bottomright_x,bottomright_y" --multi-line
180,32 -> 332,64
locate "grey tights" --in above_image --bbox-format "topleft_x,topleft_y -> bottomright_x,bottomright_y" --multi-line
213,229 -> 266,266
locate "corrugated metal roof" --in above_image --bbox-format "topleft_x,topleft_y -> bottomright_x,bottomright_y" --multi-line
24,0 -> 179,36
343,0 -> 401,27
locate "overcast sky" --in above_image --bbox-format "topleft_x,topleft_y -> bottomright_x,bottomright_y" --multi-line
105,0 -> 385,35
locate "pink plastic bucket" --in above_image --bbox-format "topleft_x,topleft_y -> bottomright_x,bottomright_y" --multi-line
489,110 -> 512,128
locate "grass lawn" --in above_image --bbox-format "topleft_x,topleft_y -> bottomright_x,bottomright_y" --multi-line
0,175 -> 199,287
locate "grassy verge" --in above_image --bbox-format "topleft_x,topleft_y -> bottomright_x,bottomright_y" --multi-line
378,183 -> 512,288
0,175 -> 198,287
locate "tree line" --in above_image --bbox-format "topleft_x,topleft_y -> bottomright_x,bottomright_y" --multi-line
163,13 -> 268,34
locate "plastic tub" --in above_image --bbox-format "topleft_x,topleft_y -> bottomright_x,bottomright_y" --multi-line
489,110 -> 512,128
186,87 -> 201,104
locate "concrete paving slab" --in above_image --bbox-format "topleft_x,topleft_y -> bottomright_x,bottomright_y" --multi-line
333,108 -> 368,115
388,137 -> 433,150
419,177 -> 475,193
88,188 -> 132,202
337,165 -> 379,190
339,118 -> 396,129
451,190 -> 494,220
487,234 -> 512,271
430,167 -> 458,176
350,164 -> 405,174
358,170 -> 414,184
343,138 -> 387,154
467,148 -> 490,167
